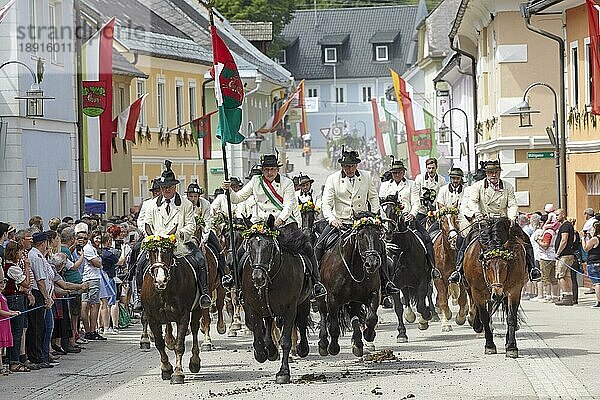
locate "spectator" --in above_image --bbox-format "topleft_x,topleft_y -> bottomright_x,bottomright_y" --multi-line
533,214 -> 559,302
61,216 -> 74,226
2,240 -> 32,372
582,208 -> 597,235
569,218 -> 583,304
27,231 -> 54,368
0,221 -> 10,260
14,229 -> 37,370
99,234 -> 124,335
28,216 -> 44,233
62,228 -> 86,348
79,231 -> 106,341
582,221 -> 600,308
48,218 -> 61,232
519,214 -> 534,237
46,230 -> 61,256
527,214 -> 543,300
554,209 -> 576,306
0,277 -> 20,376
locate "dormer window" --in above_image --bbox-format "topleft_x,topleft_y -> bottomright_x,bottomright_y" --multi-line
278,49 -> 287,65
324,47 -> 337,63
375,45 -> 389,61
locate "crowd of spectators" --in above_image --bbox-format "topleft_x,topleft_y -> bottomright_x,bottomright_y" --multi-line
0,215 -> 138,376
523,204 -> 600,308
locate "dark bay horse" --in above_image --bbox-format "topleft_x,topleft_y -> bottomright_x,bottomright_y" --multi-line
318,212 -> 384,358
140,226 -> 202,384
381,195 -> 433,343
299,205 -> 318,246
463,217 -> 527,358
431,206 -> 468,332
241,215 -> 312,384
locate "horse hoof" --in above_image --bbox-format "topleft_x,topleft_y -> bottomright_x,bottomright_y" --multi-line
189,358 -> 201,373
441,324 -> 453,333
328,342 -> 340,356
298,342 -> 309,358
456,315 -> 466,326
318,345 -> 329,356
254,349 -> 268,363
170,374 -> 185,385
418,322 -> 429,331
140,341 -> 151,351
161,368 -> 173,381
430,313 -> 440,322
217,321 -> 226,335
227,329 -> 237,337
404,312 -> 416,324
275,373 -> 290,384
352,345 -> 363,358
484,346 -> 497,355
396,335 -> 408,343
201,343 -> 213,352
506,349 -> 519,358
365,342 -> 375,352
231,322 -> 242,331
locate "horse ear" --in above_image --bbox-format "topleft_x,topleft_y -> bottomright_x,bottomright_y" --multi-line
168,224 -> 178,236
145,223 -> 153,236
267,214 -> 275,229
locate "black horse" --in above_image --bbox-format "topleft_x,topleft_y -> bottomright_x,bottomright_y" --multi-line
300,205 -> 319,246
318,212 -> 384,358
381,194 -> 433,342
140,226 -> 202,384
241,215 -> 312,384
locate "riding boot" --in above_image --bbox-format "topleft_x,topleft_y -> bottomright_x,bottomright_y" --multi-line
414,220 -> 442,280
132,250 -> 148,311
189,243 -> 212,309
524,242 -> 542,282
380,257 -> 400,295
449,241 -> 467,284
304,249 -> 327,299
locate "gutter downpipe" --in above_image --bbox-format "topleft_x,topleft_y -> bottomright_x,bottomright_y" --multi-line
202,78 -> 214,191
523,7 -> 567,211
449,36 -> 479,169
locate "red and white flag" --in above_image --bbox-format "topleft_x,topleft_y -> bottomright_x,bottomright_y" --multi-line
0,0 -> 15,24
587,0 -> 600,114
115,94 -> 147,141
258,80 -> 305,133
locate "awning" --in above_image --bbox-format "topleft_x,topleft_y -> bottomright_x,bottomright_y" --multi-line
319,34 -> 349,46
369,31 -> 399,44
85,197 -> 106,215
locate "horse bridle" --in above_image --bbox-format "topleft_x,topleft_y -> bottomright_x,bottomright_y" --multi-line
339,224 -> 383,283
380,200 -> 409,233
247,235 -> 283,285
148,251 -> 176,289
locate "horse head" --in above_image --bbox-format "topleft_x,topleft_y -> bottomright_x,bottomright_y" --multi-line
144,224 -> 178,291
380,194 -> 407,233
420,188 -> 437,212
352,211 -> 385,274
479,217 -> 514,301
438,205 -> 460,249
245,215 -> 280,290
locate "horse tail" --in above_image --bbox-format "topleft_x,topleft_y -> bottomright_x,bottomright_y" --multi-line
337,304 -> 366,335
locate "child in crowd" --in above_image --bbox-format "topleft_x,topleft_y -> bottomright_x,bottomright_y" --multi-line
0,278 -> 21,375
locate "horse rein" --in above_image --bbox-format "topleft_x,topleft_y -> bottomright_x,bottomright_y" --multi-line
338,226 -> 383,283
247,236 -> 283,286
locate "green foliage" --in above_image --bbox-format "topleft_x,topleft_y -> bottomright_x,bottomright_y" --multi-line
213,0 -> 297,37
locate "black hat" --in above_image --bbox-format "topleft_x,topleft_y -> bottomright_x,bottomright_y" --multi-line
260,154 -> 283,168
483,159 -> 501,172
214,188 -> 225,196
246,165 -> 262,180
185,179 -> 202,194
150,178 -> 161,192
0,222 -> 9,238
297,174 -> 314,185
388,157 -> 406,173
32,231 -> 48,244
157,160 -> 180,187
425,158 -> 438,167
230,177 -> 242,187
337,146 -> 361,165
449,167 -> 464,178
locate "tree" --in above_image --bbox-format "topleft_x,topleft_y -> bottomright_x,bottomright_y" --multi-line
212,0 -> 297,38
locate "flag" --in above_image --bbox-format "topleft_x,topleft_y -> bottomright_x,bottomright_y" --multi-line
0,0 -> 15,24
371,99 -> 386,156
115,94 -> 147,142
391,68 -> 433,177
258,81 -> 305,133
82,18 -> 115,172
382,97 -> 399,157
190,111 -> 217,161
210,25 -> 244,145
297,80 -> 308,136
587,0 -> 600,114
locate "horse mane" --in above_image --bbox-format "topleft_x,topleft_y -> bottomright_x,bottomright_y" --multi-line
277,225 -> 308,255
479,217 -> 511,249
354,211 -> 377,220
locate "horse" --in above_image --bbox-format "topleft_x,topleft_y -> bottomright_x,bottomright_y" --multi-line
241,215 -> 312,384
431,206 -> 469,332
140,225 -> 203,384
380,194 -> 433,343
420,188 -> 438,231
463,217 -> 527,358
318,211 -> 384,358
193,224 -> 226,351
299,203 -> 318,247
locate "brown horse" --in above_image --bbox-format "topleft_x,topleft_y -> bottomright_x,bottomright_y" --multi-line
463,217 -> 527,358
193,225 -> 226,351
432,207 -> 468,332
140,226 -> 202,384
318,212 -> 383,357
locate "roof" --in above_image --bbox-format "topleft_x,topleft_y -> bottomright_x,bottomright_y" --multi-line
369,31 -> 400,44
229,21 -> 273,42
280,5 -> 421,80
112,49 -> 148,78
422,0 -> 460,59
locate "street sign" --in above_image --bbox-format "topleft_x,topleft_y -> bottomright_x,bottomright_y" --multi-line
210,167 -> 224,174
332,126 -> 342,138
319,127 -> 331,138
527,151 -> 554,159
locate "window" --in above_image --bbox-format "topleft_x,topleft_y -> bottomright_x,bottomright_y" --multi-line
99,192 -> 106,205
175,81 -> 183,126
375,45 -> 389,61
307,88 -> 318,98
137,79 -> 147,125
585,38 -> 592,107
59,180 -> 67,216
324,47 -> 337,63
139,177 -> 148,199
122,192 -> 129,214
49,4 -> 57,63
111,192 -> 118,216
119,86 -> 126,113
362,86 -> 372,102
157,79 -> 166,127
29,0 -> 39,56
277,49 -> 286,65
571,41 -> 579,108
28,178 -> 37,217
189,84 -> 197,121
335,86 -> 345,104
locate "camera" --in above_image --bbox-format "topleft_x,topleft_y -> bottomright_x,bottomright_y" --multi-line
115,239 -> 123,250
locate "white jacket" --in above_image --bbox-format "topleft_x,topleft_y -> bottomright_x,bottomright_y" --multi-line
210,193 -> 241,219
137,197 -> 157,233
436,183 -> 465,209
379,179 -> 417,214
146,193 -> 196,256
468,179 -> 518,220
322,170 -> 380,223
229,174 -> 301,225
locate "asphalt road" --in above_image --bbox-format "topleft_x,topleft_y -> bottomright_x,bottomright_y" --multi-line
2,288 -> 598,400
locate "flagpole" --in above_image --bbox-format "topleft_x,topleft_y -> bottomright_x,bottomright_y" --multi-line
203,0 -> 241,295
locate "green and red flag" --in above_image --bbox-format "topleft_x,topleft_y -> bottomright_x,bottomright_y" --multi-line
190,110 -> 217,160
210,25 -> 244,145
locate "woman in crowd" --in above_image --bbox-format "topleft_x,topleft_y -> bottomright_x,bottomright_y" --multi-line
99,233 -> 124,335
0,276 -> 21,375
582,221 -> 600,308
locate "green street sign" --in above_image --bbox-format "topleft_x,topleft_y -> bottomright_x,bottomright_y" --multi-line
210,167 -> 224,174
527,151 -> 554,159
